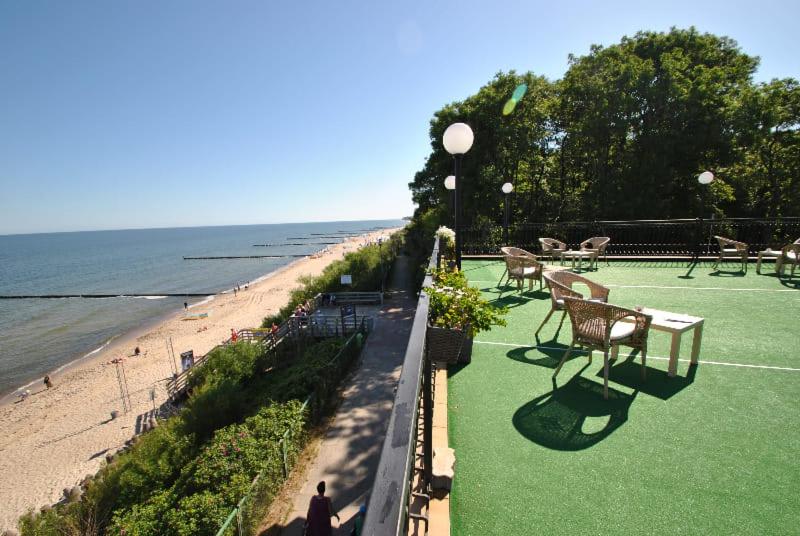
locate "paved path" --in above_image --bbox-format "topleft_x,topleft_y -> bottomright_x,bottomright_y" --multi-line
279,256 -> 417,535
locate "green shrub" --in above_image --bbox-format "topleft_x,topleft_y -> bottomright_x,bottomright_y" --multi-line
21,321 -> 361,536
262,233 -> 402,327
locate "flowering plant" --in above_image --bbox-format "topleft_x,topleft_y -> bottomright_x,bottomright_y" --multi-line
424,268 -> 507,338
435,226 -> 456,259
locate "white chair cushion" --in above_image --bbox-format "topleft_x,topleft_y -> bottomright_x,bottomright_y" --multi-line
610,322 -> 636,341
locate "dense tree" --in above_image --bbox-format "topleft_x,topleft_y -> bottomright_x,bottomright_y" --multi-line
409,28 -> 799,226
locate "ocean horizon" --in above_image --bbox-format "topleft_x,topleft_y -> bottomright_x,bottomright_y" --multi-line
0,219 -> 404,397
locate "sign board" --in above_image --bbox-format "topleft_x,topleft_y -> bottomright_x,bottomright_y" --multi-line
180,350 -> 195,372
340,274 -> 352,285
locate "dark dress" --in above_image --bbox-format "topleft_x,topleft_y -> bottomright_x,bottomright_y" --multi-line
306,494 -> 333,536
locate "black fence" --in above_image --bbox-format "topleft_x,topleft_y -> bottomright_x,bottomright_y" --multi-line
460,217 -> 800,257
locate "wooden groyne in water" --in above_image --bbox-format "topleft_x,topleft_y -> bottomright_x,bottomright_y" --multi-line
182,255 -> 309,260
252,242 -> 337,246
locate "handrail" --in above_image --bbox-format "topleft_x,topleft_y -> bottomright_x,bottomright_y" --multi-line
362,236 -> 439,536
166,292 -> 375,400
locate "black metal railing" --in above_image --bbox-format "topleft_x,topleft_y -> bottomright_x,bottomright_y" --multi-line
461,217 -> 800,257
362,237 -> 439,536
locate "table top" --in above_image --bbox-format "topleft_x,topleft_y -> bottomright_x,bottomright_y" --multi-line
562,250 -> 595,257
758,249 -> 782,257
623,307 -> 704,333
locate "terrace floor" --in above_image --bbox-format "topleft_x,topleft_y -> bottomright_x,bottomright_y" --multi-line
448,259 -> 799,535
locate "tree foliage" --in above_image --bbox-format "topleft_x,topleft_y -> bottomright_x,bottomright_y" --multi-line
410,28 -> 800,225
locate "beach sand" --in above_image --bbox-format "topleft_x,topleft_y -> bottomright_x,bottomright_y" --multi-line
0,229 -> 397,532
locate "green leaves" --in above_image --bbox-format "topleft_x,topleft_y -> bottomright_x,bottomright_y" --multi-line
410,28 -> 798,225
425,268 -> 507,338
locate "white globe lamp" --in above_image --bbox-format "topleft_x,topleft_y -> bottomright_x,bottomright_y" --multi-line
442,123 -> 474,155
698,171 -> 714,185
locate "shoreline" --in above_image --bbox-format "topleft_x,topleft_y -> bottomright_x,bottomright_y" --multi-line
0,228 -> 398,531
0,248 -> 320,405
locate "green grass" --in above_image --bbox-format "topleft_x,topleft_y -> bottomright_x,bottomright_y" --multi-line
448,259 -> 800,535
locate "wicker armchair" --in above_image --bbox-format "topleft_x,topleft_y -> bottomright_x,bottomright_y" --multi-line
501,246 -> 536,259
502,255 -> 543,291
712,236 -> 749,272
535,270 -> 610,337
539,238 -> 567,263
580,236 -> 611,267
497,247 -> 538,286
777,243 -> 800,278
554,297 -> 652,399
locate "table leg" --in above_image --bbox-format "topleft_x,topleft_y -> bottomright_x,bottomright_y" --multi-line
668,332 -> 682,377
690,322 -> 703,365
756,253 -> 763,274
611,345 -> 619,361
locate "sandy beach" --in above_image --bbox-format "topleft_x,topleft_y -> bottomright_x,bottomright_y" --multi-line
0,229 -> 396,532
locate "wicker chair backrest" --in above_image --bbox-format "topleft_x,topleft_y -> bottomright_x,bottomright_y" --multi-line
781,243 -> 800,259
548,270 -> 610,303
502,246 -> 536,259
581,236 -> 610,253
539,238 -> 567,253
562,297 -> 652,349
714,235 -> 747,251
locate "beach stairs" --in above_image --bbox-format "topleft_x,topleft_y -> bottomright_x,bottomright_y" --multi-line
165,292 -> 381,401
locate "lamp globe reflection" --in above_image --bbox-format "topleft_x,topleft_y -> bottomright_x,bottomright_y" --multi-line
443,123 -> 474,155
444,175 -> 456,190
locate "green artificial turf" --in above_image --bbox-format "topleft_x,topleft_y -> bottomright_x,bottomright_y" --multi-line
448,260 -> 800,535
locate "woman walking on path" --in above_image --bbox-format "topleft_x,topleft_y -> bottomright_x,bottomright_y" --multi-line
304,481 -> 339,536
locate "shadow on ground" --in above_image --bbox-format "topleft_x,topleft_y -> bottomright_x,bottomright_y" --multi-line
512,369 -> 635,451
506,342 -> 588,369
599,359 -> 697,400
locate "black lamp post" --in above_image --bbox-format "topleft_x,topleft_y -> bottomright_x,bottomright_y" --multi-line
443,123 -> 474,270
695,171 -> 714,262
502,182 -> 513,245
444,175 -> 455,228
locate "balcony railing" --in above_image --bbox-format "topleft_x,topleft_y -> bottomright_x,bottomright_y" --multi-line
460,217 -> 800,256
362,237 -> 439,536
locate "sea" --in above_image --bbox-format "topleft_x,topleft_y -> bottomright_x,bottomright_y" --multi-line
0,219 -> 404,398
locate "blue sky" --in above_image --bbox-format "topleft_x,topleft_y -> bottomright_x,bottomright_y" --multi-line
1,0 -> 797,234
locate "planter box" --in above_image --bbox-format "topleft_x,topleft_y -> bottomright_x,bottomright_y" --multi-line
426,324 -> 472,365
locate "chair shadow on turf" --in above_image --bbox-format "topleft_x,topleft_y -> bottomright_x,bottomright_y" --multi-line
708,267 -> 746,277
488,288 -> 548,310
506,342 -> 588,369
513,367 -> 635,451
595,353 -> 698,400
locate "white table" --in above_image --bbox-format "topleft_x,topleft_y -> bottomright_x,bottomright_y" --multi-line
560,250 -> 596,271
615,307 -> 704,377
756,248 -> 782,274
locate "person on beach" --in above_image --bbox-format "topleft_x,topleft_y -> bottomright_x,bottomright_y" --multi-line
230,328 -> 238,343
184,301 -> 188,310
43,375 -> 53,389
304,481 -> 339,536
134,346 -> 141,356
